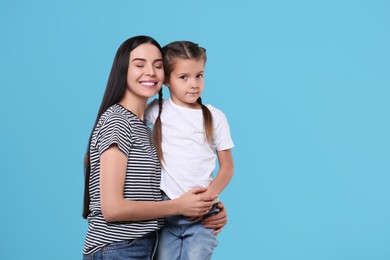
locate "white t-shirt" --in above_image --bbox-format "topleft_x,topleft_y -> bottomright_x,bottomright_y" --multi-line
145,98 -> 234,199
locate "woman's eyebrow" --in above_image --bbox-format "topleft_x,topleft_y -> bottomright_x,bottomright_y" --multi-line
131,58 -> 146,62
131,58 -> 163,63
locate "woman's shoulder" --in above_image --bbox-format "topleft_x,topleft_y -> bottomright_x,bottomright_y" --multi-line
102,104 -> 129,118
91,104 -> 132,147
97,104 -> 132,129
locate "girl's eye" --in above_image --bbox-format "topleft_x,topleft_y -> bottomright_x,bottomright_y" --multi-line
197,74 -> 203,79
180,76 -> 187,80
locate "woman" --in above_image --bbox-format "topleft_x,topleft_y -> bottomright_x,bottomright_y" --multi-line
82,36 -> 227,260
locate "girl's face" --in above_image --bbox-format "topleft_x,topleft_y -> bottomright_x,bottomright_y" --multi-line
166,58 -> 205,109
126,43 -> 164,100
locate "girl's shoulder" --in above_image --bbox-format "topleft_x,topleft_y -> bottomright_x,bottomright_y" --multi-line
145,98 -> 169,124
146,98 -> 169,109
206,104 -> 226,119
145,98 -> 168,115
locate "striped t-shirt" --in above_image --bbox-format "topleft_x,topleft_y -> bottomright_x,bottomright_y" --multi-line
83,104 -> 163,255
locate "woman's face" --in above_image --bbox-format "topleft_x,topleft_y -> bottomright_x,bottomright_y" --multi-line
126,43 -> 164,99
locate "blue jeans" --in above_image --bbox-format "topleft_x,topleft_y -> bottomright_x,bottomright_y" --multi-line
83,231 -> 158,260
156,197 -> 219,260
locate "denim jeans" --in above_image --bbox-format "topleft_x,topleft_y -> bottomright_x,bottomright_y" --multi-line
155,196 -> 219,260
82,231 -> 158,260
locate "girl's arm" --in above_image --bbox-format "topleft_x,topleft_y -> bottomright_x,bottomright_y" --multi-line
100,145 -> 216,222
199,150 -> 233,233
206,149 -> 234,197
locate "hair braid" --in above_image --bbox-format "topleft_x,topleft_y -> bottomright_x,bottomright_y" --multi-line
197,97 -> 213,144
153,89 -> 164,161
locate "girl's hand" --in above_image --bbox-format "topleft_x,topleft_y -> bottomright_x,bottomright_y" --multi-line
202,202 -> 227,235
174,187 -> 216,217
186,189 -> 217,222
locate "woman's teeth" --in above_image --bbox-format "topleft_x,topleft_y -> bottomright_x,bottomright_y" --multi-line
141,82 -> 156,87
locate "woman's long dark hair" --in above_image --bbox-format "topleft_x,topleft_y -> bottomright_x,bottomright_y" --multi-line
83,36 -> 163,219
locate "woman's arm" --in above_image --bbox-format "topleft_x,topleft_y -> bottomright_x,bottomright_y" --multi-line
100,145 -> 216,222
203,202 -> 228,235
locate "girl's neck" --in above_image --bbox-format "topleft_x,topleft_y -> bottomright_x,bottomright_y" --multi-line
170,97 -> 202,110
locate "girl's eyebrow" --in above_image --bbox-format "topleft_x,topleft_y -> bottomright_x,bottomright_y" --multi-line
176,70 -> 204,74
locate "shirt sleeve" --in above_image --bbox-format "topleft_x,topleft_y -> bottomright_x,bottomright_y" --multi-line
94,113 -> 132,156
213,112 -> 234,151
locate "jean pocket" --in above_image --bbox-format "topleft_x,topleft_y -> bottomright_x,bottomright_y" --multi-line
104,237 -> 157,259
102,239 -> 136,252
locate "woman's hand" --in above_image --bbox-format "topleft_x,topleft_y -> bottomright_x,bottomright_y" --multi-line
174,187 -> 216,217
202,202 -> 227,235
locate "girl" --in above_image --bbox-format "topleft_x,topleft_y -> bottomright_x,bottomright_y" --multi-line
146,41 -> 234,259
82,36 -> 224,260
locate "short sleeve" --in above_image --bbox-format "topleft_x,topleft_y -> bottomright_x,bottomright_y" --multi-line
94,113 -> 132,156
213,112 -> 234,151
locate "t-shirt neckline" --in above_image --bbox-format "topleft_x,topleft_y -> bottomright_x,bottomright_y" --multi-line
168,98 -> 203,111
115,103 -> 147,126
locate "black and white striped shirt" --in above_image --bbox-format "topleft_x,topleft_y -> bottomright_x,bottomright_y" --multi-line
83,104 -> 163,255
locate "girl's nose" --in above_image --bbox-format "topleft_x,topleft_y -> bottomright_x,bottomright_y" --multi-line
190,79 -> 199,88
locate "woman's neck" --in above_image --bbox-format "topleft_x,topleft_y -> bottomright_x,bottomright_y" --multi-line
119,95 -> 147,120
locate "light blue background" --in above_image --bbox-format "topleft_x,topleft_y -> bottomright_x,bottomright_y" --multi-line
1,0 -> 389,259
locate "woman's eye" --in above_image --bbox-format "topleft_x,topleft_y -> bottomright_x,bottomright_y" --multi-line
154,62 -> 163,69
180,76 -> 187,80
197,74 -> 203,78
